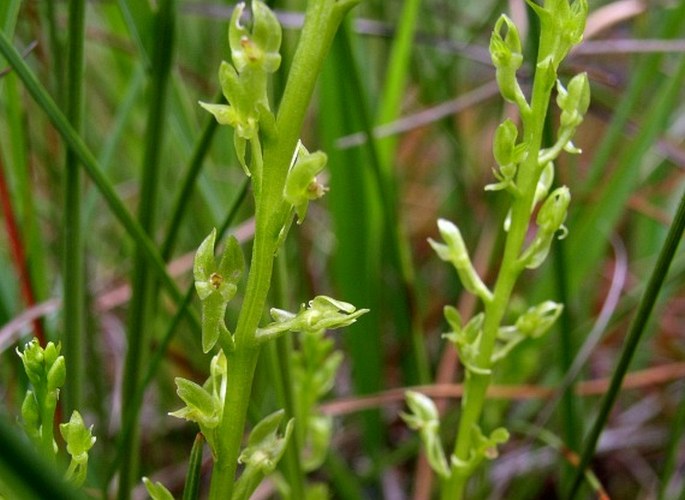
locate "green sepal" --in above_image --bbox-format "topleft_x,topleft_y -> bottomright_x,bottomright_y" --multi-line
170,377 -> 222,429
401,391 -> 451,478
492,119 -> 520,168
143,478 -> 175,500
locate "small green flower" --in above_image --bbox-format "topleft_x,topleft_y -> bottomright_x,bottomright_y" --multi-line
60,411 -> 96,487
515,301 -> 563,338
519,186 -> 571,269
256,296 -> 368,342
283,142 -> 329,223
229,0 -> 282,74
490,15 -> 526,108
194,229 -> 244,352
429,220 -> 493,303
402,391 -> 450,478
557,73 -> 590,129
233,410 -> 294,500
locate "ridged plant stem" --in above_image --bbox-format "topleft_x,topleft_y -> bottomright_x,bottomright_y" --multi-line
569,189 -> 685,499
118,1 -> 175,498
63,0 -> 86,416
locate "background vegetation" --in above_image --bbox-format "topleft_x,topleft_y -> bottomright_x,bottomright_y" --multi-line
0,0 -> 683,498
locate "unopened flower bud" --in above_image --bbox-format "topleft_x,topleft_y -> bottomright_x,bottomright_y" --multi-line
537,186 -> 571,235
493,119 -> 519,168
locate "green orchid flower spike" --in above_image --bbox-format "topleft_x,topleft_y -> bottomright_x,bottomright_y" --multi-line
290,322 -> 344,472
408,1 -> 590,497
194,229 -> 245,353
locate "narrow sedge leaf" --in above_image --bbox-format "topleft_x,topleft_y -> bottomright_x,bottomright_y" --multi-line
182,433 -> 205,500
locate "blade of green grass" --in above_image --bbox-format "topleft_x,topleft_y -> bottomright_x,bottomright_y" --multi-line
568,188 -> 685,499
118,0 -> 176,497
182,433 -> 205,500
116,0 -> 153,68
373,0 -> 429,385
319,23 -> 385,481
63,0 -> 86,415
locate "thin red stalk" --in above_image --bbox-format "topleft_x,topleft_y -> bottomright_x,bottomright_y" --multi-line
0,154 -> 46,345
